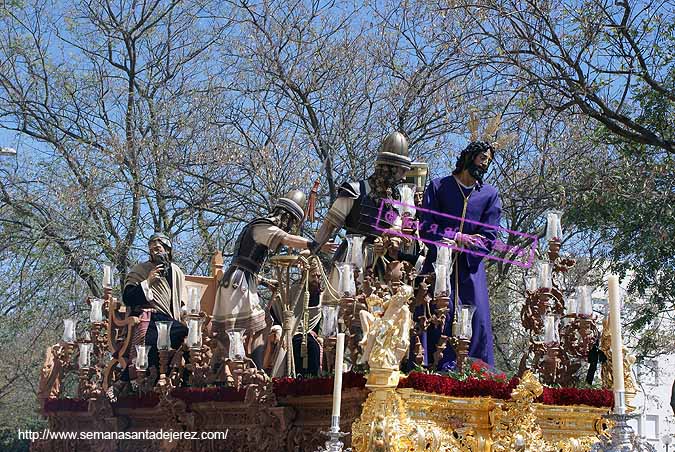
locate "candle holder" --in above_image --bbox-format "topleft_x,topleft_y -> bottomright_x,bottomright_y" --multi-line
135,368 -> 147,391
158,348 -> 173,378
315,416 -> 351,452
448,336 -> 471,373
78,366 -> 94,398
591,411 -> 656,452
90,321 -> 107,355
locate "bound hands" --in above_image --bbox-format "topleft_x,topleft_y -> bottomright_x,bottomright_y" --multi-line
453,232 -> 486,249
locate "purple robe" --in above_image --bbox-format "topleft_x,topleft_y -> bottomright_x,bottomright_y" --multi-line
419,175 -> 502,369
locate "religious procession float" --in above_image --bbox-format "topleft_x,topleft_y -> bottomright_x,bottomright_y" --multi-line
33,131 -> 652,452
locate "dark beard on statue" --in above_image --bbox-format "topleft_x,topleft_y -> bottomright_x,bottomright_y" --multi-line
368,166 -> 401,201
151,252 -> 172,278
274,212 -> 296,233
467,163 -> 487,186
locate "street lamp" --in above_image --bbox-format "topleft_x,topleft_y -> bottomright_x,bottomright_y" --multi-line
663,434 -> 673,452
0,147 -> 17,156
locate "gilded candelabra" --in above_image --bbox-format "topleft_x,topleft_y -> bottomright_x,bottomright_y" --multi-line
519,237 -> 599,386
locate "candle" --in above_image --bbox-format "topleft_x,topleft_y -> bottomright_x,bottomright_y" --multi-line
187,287 -> 201,314
576,286 -> 593,316
337,263 -> 355,297
543,314 -> 558,343
526,276 -> 537,292
460,305 -> 476,338
187,319 -> 201,349
78,343 -> 93,369
62,319 -> 77,343
331,333 -> 345,426
156,321 -> 172,350
321,305 -> 339,337
537,262 -> 552,289
608,275 -> 625,397
346,236 -> 365,269
437,246 -> 451,267
103,264 -> 113,289
135,344 -> 148,370
90,298 -> 104,323
226,328 -> 246,359
565,295 -> 577,316
433,263 -> 447,296
398,184 -> 416,217
545,212 -> 563,242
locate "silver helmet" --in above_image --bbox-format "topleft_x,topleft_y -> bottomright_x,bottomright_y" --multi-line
375,131 -> 412,170
274,189 -> 306,222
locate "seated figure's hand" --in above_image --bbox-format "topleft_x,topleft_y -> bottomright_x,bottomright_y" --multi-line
147,265 -> 163,285
130,316 -> 142,326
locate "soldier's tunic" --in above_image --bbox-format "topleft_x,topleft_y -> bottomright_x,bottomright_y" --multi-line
213,220 -> 290,335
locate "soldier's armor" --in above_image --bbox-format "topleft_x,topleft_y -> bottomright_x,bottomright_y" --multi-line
221,217 -> 276,286
340,180 -> 396,238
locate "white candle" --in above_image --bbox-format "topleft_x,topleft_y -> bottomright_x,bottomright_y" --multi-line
460,306 -> 475,338
331,333 -> 345,421
187,319 -> 201,349
576,286 -> 593,316
103,264 -> 112,289
608,275 -> 625,395
78,343 -> 92,369
433,263 -> 447,296
565,296 -> 577,316
538,262 -> 552,289
321,305 -> 339,337
90,298 -> 105,323
436,246 -> 451,267
545,212 -> 563,242
543,314 -> 558,343
337,264 -> 355,297
63,319 -> 77,343
187,287 -> 200,313
135,344 -> 148,370
156,321 -> 172,350
526,276 -> 537,292
347,236 -> 365,269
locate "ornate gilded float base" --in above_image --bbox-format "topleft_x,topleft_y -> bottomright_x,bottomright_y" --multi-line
352,388 -> 460,452
351,372 -> 608,452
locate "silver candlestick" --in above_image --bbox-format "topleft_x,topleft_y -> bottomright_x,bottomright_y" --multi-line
591,390 -> 656,452
315,415 -> 351,452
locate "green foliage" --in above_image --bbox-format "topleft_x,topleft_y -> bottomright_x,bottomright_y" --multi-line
567,71 -> 675,343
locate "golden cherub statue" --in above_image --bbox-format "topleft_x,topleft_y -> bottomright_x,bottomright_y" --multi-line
358,285 -> 412,371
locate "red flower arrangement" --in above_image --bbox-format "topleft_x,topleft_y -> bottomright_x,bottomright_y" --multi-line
42,370 -> 613,412
538,386 -> 613,408
273,371 -> 367,397
398,371 -> 519,400
399,372 -> 613,408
